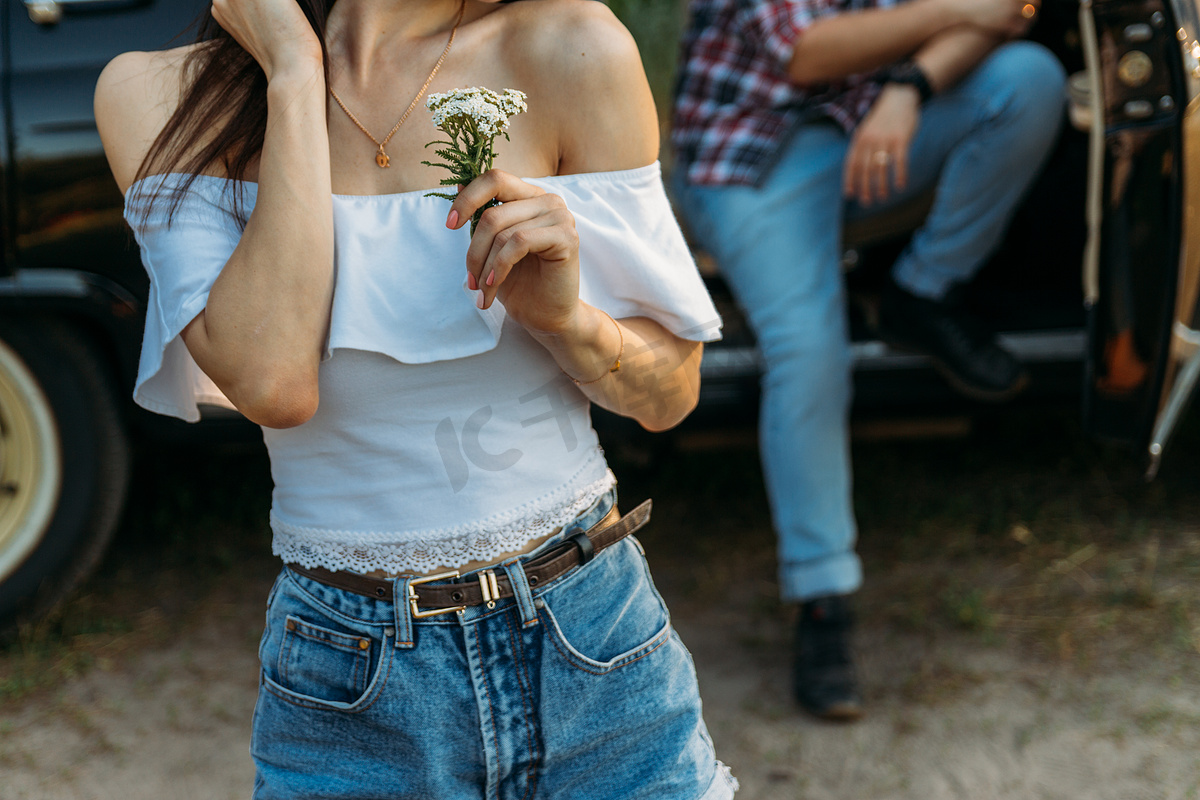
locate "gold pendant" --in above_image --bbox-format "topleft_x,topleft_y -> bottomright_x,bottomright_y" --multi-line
375,146 -> 390,169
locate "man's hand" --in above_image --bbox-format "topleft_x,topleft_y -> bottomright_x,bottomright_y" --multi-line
939,0 -> 1037,38
844,84 -> 921,206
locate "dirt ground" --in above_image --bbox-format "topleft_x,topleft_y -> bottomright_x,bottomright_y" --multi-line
2,412 -> 1199,799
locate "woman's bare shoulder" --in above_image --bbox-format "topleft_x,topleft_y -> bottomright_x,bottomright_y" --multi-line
501,0 -> 631,46
499,0 -> 659,173
501,0 -> 643,92
95,43 -> 205,193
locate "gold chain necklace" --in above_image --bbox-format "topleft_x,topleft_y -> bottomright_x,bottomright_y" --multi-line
328,0 -> 465,169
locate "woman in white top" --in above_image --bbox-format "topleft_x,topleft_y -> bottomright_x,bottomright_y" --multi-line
96,0 -> 735,797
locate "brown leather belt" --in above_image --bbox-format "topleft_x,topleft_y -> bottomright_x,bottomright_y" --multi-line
288,500 -> 652,612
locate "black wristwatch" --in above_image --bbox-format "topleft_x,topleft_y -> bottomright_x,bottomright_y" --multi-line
881,60 -> 934,103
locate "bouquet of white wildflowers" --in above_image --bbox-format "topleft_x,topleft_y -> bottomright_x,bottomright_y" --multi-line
423,87 -> 528,234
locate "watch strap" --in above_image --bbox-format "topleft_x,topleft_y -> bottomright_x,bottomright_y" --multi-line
882,60 -> 934,103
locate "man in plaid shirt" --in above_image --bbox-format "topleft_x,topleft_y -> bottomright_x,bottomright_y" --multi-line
672,0 -> 1065,719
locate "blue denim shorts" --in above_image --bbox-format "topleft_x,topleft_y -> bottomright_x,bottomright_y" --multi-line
250,490 -> 738,799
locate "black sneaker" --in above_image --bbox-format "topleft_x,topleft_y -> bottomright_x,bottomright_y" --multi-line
793,594 -> 863,721
878,281 -> 1030,402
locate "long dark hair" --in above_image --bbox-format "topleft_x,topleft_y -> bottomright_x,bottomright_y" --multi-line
135,1 -> 333,221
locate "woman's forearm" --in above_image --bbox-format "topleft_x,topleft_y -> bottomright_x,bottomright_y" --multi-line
184,60 -> 335,428
531,304 -> 704,432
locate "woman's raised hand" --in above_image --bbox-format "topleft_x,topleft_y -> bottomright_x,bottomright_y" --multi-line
449,170 -> 583,336
210,0 -> 323,79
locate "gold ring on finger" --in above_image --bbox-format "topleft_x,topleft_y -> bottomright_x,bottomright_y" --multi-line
873,151 -> 892,165
1021,4 -> 1037,18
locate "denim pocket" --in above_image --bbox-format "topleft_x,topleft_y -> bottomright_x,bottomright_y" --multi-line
538,538 -> 672,674
274,615 -> 373,703
259,579 -> 391,711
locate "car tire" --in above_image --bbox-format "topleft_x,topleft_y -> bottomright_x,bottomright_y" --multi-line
0,315 -> 131,626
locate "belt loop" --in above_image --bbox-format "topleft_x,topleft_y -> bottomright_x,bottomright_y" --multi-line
501,558 -> 539,628
566,530 -> 596,564
393,577 -> 416,649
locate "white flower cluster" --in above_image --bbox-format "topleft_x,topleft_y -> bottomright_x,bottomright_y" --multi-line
426,87 -> 528,138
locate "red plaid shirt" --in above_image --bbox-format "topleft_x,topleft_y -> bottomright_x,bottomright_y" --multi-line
672,0 -> 896,187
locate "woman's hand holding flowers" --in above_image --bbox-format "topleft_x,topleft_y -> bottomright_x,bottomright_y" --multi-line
426,84 -> 678,412
426,86 -> 582,336
448,170 -> 583,337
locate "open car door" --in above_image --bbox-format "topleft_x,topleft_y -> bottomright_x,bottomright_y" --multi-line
1079,0 -> 1200,478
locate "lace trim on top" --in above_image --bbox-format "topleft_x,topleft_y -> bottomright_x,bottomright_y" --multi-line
270,468 -> 616,575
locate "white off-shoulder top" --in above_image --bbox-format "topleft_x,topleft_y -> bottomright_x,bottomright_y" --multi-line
125,163 -> 721,574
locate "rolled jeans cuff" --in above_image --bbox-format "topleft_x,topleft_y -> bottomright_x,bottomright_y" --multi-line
778,552 -> 863,604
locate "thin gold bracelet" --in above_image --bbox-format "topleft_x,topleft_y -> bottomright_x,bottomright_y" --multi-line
562,310 -> 624,386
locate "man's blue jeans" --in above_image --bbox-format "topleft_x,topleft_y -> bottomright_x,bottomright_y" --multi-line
672,42 -> 1065,602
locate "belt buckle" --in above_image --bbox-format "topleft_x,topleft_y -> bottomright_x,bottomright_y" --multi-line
407,570 -> 466,618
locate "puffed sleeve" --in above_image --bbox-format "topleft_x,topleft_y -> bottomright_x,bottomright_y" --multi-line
526,163 -> 723,343
124,174 -> 246,422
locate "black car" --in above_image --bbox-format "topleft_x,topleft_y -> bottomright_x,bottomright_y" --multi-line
1,0 -> 1196,623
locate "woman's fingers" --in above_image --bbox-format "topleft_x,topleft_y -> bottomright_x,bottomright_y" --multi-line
447,169 -> 546,232
445,169 -> 580,313
474,208 -> 578,310
475,225 -> 550,309
460,188 -> 574,286
464,192 -> 564,269
210,0 -> 321,77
